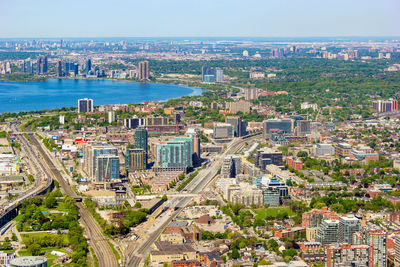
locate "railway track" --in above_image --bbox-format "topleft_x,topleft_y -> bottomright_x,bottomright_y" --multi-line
28,134 -> 118,267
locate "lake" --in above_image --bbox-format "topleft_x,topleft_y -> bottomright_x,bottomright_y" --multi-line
0,79 -> 203,113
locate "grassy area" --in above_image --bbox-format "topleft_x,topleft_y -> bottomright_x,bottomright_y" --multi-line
18,247 -> 69,266
254,207 -> 295,220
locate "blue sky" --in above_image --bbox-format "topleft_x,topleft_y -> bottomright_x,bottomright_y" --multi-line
0,0 -> 399,38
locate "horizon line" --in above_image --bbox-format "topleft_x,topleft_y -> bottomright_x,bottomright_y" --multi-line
1,35 -> 400,40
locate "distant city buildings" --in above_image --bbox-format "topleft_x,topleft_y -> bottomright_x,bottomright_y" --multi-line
138,61 -> 150,80
201,66 -> 223,83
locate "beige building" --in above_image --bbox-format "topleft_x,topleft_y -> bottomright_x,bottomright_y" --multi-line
306,227 -> 319,242
150,241 -> 197,264
227,100 -> 251,114
229,184 -> 263,206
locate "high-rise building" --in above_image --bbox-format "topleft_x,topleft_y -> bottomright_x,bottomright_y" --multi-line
108,111 -> 115,123
263,119 -> 292,137
227,100 -> 251,114
353,227 -> 387,267
134,127 -> 148,153
83,143 -> 118,180
316,219 -> 339,245
123,118 -> 145,129
26,60 -> 33,74
215,69 -> 224,82
337,216 -> 361,244
326,244 -> 373,267
296,120 -> 311,136
78,98 -> 93,113
201,66 -> 223,83
42,55 -> 48,74
244,88 -> 259,100
95,154 -> 119,181
372,99 -> 398,113
186,128 -> 201,166
36,57 -> 42,75
59,115 -> 65,125
155,139 -> 193,169
254,148 -> 283,169
138,61 -> 150,80
213,123 -> 234,139
125,149 -> 147,171
86,59 -> 92,74
225,116 -> 243,137
57,60 -> 63,77
395,235 -> 400,266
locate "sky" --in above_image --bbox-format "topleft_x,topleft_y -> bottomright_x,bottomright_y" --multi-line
0,0 -> 399,38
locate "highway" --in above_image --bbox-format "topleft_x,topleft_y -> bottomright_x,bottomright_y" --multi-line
26,133 -> 118,267
0,132 -> 53,223
123,133 -> 261,266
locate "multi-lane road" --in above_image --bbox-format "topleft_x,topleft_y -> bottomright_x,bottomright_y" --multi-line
124,133 -> 261,266
0,133 -> 53,224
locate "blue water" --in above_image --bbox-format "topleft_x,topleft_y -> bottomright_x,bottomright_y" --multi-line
0,79 -> 203,113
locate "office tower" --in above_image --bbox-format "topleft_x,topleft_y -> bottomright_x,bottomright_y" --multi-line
42,55 -> 48,74
83,143 -> 118,180
225,116 -> 243,137
297,120 -> 311,136
86,59 -> 92,73
108,111 -> 115,123
57,60 -> 63,77
213,123 -> 234,139
78,98 -> 93,113
95,154 -> 119,181
138,61 -> 149,80
337,216 -> 361,243
155,139 -> 192,169
263,119 -> 292,138
316,220 -> 339,245
215,69 -> 224,82
326,244 -> 372,267
134,127 -> 148,153
37,57 -> 42,74
125,149 -> 147,171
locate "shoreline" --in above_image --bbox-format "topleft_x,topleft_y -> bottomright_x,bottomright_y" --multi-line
0,78 -> 205,114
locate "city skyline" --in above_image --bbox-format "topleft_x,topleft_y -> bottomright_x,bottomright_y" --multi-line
1,0 -> 400,38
